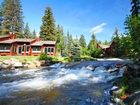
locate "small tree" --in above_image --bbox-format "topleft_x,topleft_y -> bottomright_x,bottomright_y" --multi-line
88,33 -> 102,58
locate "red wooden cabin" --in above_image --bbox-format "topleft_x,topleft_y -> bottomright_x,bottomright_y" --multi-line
0,33 -> 56,56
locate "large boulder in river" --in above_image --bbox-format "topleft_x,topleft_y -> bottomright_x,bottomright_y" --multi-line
94,66 -> 106,71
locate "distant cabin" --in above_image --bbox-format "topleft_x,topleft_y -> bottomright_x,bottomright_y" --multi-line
0,33 -> 56,56
97,41 -> 116,56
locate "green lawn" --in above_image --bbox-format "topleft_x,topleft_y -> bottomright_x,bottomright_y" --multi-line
0,56 -> 39,62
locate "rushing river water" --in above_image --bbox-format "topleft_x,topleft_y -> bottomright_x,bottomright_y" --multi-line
0,60 -> 127,105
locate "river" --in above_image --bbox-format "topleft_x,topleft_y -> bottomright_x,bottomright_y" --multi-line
0,60 -> 128,105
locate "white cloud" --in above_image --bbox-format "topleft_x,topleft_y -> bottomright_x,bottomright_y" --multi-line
90,23 -> 107,34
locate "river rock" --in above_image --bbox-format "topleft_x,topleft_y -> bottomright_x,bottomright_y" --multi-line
1,63 -> 12,69
12,61 -> 23,68
95,66 -> 106,71
86,65 -> 95,70
3,59 -> 13,65
108,68 -> 119,73
10,59 -> 23,68
115,64 -> 123,68
124,91 -> 140,105
26,61 -> 36,68
33,60 -> 41,67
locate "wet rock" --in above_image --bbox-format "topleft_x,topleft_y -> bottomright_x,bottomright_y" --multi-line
108,68 -> 119,73
86,65 -> 95,71
12,61 -> 23,68
33,60 -> 41,67
110,86 -> 125,104
1,63 -> 12,69
3,59 -> 13,65
115,64 -> 123,68
40,60 -> 46,66
124,91 -> 140,105
26,61 -> 36,69
95,66 -> 106,71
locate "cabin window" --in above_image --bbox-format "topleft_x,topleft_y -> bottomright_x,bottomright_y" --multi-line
32,46 -> 41,51
26,46 -> 30,52
0,45 -> 10,51
45,47 -> 54,53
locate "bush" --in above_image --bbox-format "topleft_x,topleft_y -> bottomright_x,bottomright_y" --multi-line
39,53 -> 47,60
90,48 -> 102,58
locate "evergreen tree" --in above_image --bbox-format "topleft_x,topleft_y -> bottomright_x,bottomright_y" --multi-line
23,23 -> 31,38
56,25 -> 64,56
103,40 -> 109,45
112,28 -> 121,57
0,4 -> 3,34
71,38 -> 81,58
31,29 -> 37,38
131,0 -> 140,17
88,34 -> 102,57
67,31 -> 73,55
3,0 -> 23,37
40,6 -> 56,41
125,0 -> 140,57
63,35 -> 68,56
79,34 -> 87,56
79,34 -> 86,48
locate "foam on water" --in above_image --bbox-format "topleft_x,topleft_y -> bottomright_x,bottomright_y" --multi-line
0,61 -> 126,98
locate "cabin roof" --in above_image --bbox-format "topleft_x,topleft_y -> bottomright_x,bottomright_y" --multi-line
0,35 -> 10,38
31,41 -> 56,46
98,44 -> 110,49
0,38 -> 34,44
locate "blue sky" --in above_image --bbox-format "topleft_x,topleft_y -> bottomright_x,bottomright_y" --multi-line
1,0 -> 131,44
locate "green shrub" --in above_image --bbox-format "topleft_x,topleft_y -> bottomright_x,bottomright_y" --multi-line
63,57 -> 72,62
39,53 -> 47,60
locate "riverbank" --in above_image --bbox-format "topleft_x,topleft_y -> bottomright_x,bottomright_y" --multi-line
110,61 -> 140,104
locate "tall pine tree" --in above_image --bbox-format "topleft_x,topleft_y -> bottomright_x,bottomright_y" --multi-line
23,23 -> 31,38
0,3 -> 3,34
56,24 -> 64,56
79,35 -> 86,48
125,0 -> 140,56
79,34 -> 87,56
40,7 -> 56,41
131,0 -> 140,17
31,29 -> 37,38
2,0 -> 23,37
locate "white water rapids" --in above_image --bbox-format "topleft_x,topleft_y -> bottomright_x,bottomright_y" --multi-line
0,60 -> 128,105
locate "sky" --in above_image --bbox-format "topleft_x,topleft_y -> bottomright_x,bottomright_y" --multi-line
0,0 -> 131,44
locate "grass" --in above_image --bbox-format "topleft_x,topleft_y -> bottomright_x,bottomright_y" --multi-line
0,56 -> 39,62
